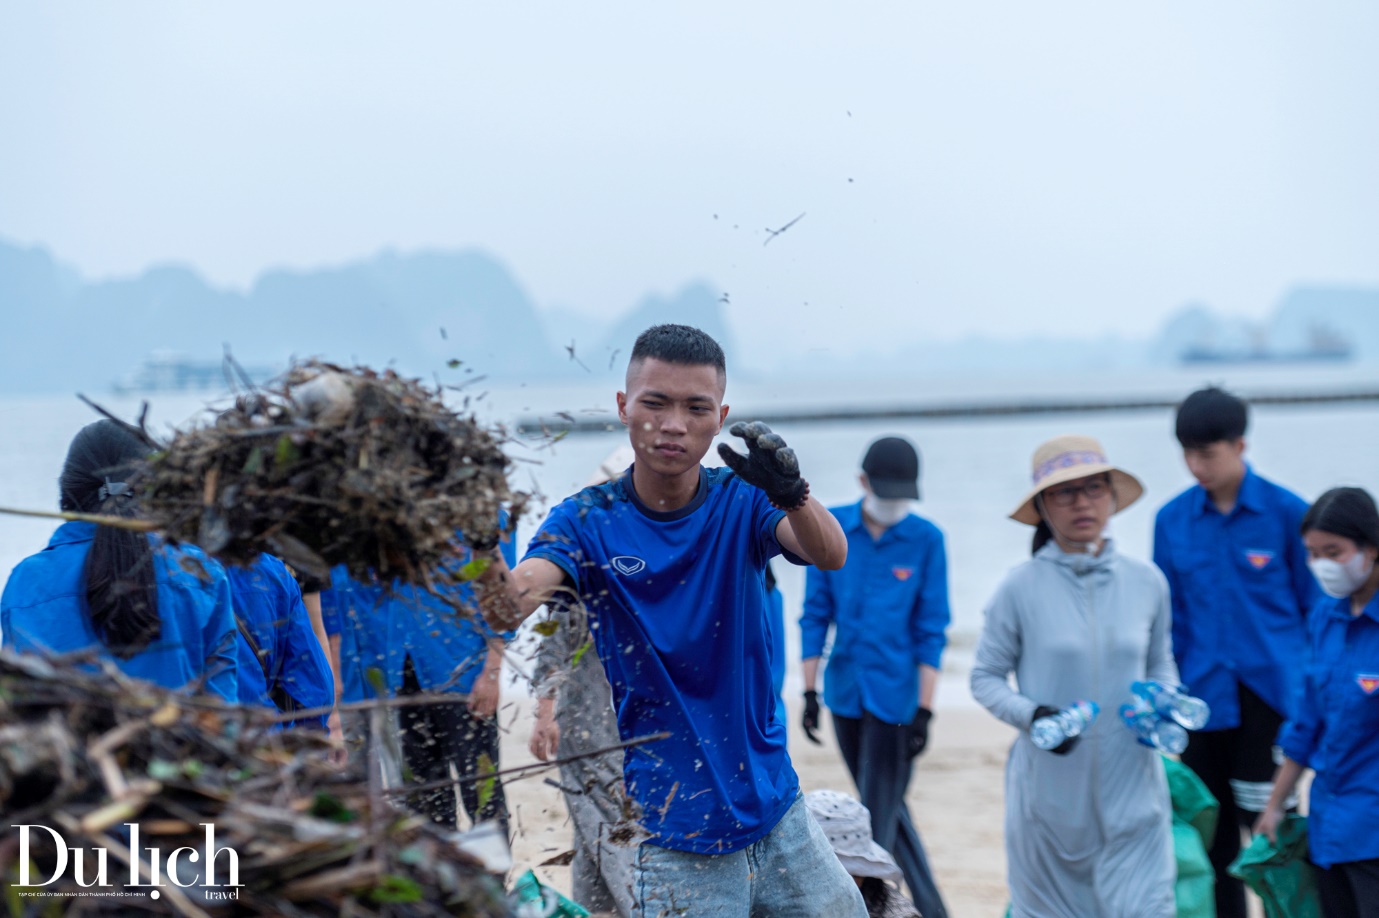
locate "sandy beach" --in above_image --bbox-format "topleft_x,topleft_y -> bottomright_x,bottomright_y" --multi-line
498,667 -> 1018,918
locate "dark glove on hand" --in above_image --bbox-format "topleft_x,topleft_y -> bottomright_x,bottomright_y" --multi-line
907,707 -> 933,759
717,421 -> 809,511
802,690 -> 823,745
1032,704 -> 1079,756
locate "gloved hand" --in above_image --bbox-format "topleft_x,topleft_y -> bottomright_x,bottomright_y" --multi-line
717,421 -> 809,511
1032,704 -> 1079,756
907,707 -> 933,759
802,690 -> 823,745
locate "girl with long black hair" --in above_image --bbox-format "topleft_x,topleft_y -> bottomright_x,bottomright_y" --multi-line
1,420 -> 237,699
1256,487 -> 1379,918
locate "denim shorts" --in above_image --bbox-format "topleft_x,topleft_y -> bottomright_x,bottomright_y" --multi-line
634,794 -> 867,917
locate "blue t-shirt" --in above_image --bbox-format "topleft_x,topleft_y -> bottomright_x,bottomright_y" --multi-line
802,502 -> 950,724
1278,594 -> 1379,868
227,554 -> 334,727
1153,467 -> 1319,729
1,521 -> 238,702
524,465 -> 800,854
321,567 -> 393,704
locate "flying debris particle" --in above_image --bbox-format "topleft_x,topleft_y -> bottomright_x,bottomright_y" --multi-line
608,348 -> 621,370
440,327 -> 448,340
764,212 -> 806,246
719,293 -> 730,305
565,340 -> 591,373
447,359 -> 462,369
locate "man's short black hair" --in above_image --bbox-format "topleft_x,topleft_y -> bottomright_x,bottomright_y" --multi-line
1175,386 -> 1248,448
629,324 -> 726,375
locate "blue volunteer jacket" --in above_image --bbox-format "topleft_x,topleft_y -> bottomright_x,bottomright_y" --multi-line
1153,467 -> 1319,729
1277,593 -> 1379,868
320,529 -> 515,701
1,521 -> 238,701
802,502 -> 950,725
227,554 -> 334,727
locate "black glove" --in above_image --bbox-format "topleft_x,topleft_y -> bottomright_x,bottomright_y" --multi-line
802,690 -> 823,745
1032,704 -> 1079,756
907,707 -> 933,759
717,421 -> 809,511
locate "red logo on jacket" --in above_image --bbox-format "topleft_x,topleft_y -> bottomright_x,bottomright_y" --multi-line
892,567 -> 915,581
1358,675 -> 1379,696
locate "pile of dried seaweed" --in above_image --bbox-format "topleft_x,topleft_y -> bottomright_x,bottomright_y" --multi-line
137,362 -> 520,586
0,650 -> 512,917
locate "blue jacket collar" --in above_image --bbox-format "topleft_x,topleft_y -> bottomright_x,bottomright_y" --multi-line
840,499 -> 920,540
1193,464 -> 1261,517
48,520 -> 97,548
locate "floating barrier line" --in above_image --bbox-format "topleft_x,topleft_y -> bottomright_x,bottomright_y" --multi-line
515,388 -> 1379,436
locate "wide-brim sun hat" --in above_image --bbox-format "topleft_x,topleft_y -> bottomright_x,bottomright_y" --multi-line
804,789 -> 904,885
1009,434 -> 1144,526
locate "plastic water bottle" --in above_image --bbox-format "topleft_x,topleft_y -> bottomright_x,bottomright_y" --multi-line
1119,698 -> 1189,754
1131,680 -> 1211,730
1031,700 -> 1100,750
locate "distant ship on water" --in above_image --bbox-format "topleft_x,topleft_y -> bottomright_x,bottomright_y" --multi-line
112,351 -> 277,395
1179,324 -> 1353,366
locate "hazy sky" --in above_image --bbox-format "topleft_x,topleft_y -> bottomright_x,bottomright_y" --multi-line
2,2 -> 1376,357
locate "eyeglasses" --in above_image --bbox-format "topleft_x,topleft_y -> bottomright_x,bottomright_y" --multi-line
1044,478 -> 1111,508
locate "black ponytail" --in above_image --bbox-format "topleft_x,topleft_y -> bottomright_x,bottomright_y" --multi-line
59,420 -> 160,657
1032,519 -> 1054,555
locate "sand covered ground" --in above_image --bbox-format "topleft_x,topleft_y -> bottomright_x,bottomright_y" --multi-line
497,669 -> 1018,917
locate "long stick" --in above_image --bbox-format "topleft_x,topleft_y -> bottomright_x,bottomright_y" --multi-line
380,731 -> 670,796
0,504 -> 157,531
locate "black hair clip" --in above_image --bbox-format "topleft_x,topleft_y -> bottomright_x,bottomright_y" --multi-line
98,479 -> 131,501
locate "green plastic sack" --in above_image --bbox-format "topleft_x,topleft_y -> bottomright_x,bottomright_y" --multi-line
1227,815 -> 1321,918
1164,755 -> 1219,918
509,869 -> 591,918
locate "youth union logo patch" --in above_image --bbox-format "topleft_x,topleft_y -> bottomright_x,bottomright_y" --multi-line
1244,550 -> 1275,570
1357,674 -> 1379,696
892,566 -> 915,581
611,556 -> 647,576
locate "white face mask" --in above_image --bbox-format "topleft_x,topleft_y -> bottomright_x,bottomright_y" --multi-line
863,493 -> 912,527
1308,551 -> 1375,599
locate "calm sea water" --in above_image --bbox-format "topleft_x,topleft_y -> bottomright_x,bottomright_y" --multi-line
4,366 -> 1377,701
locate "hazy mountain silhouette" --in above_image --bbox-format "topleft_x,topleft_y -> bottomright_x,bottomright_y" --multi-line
0,239 -> 733,394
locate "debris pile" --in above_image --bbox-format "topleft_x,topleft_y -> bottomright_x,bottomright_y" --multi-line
137,362 -> 520,585
0,650 -> 512,916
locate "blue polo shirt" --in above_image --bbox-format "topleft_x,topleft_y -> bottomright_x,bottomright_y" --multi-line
1153,467 -> 1319,729
1,521 -> 238,702
524,464 -> 800,855
1277,594 -> 1379,868
320,532 -> 516,700
226,555 -> 334,727
388,533 -> 516,695
802,501 -> 950,725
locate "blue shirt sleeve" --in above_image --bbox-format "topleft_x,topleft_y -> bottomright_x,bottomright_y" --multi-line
524,501 -> 584,591
1153,507 -> 1191,666
911,527 -> 951,670
1277,599 -> 1330,767
801,565 -> 835,660
1282,492 -> 1322,619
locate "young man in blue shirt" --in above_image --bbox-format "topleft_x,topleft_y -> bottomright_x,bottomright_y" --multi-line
478,324 -> 867,917
801,435 -> 951,918
1153,386 -> 1320,918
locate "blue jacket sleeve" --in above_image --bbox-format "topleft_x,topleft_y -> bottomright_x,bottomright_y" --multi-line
801,565 -> 835,660
201,571 -> 240,703
1153,508 -> 1190,667
1283,494 -> 1322,619
1277,602 -> 1328,768
911,529 -> 951,670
